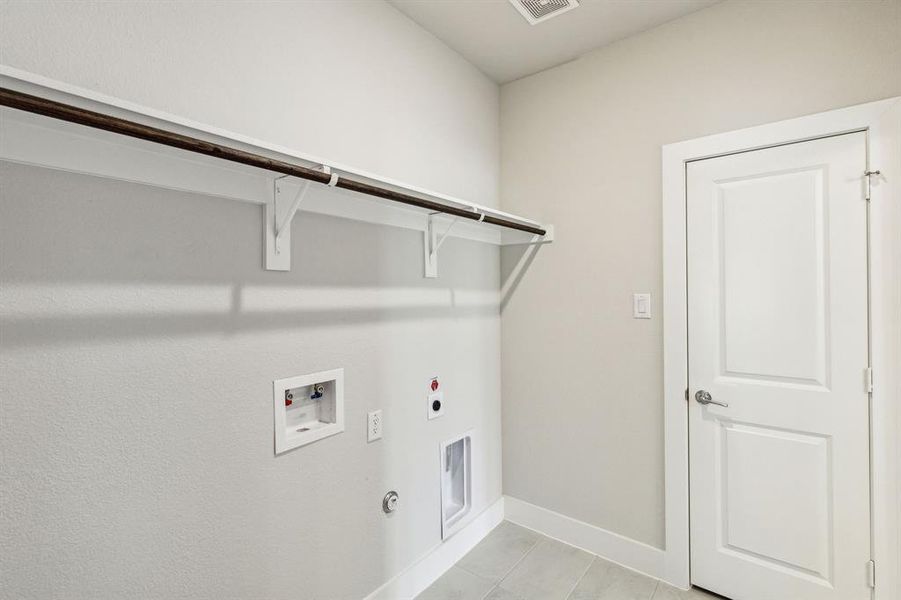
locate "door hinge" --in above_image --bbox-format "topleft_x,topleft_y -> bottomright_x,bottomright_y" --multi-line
685,387 -> 689,402
865,367 -> 874,393
866,559 -> 876,588
865,170 -> 881,202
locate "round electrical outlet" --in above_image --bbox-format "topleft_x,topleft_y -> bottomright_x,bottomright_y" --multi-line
427,390 -> 444,420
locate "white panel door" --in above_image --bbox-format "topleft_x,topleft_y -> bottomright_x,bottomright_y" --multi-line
687,132 -> 870,600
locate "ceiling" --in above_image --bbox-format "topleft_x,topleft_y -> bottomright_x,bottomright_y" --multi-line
389,0 -> 719,84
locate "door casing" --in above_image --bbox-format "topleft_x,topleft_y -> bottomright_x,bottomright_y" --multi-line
661,97 -> 901,598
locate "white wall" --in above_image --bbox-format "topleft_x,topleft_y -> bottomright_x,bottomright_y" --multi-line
0,0 -> 499,206
500,0 -> 901,549
0,2 -> 501,599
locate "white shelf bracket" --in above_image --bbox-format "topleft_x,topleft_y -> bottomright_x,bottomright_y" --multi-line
424,213 -> 463,278
265,166 -> 338,271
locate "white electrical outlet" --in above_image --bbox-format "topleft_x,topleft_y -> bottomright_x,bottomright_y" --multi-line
368,410 -> 383,442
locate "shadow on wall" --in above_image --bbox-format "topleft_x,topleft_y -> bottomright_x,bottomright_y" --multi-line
500,243 -> 543,313
0,162 -> 504,599
0,163 -> 501,349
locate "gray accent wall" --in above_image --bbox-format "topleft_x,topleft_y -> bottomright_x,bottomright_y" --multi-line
499,0 -> 901,549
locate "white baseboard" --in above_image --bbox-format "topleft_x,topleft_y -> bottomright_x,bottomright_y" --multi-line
365,497 -> 505,600
364,495 -> 666,600
503,495 -> 665,581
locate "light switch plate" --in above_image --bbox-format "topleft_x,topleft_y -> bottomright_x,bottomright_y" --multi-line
633,293 -> 651,319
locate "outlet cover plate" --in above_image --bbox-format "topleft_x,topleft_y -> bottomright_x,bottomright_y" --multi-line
428,391 -> 444,420
368,410 -> 383,442
633,293 -> 652,319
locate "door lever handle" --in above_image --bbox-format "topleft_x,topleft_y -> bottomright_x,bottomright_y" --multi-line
695,390 -> 728,408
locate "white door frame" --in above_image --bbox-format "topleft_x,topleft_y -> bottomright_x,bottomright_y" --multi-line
661,97 -> 901,598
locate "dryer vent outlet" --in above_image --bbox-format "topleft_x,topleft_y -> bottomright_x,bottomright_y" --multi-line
440,432 -> 472,539
509,0 -> 579,25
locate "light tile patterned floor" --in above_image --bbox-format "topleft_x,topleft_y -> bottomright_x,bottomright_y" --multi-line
416,522 -> 725,600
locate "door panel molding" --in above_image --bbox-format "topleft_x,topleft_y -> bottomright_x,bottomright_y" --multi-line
662,97 -> 901,598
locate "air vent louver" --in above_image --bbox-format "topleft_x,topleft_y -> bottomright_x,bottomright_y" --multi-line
509,0 -> 579,25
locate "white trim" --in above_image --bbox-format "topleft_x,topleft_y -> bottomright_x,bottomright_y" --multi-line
366,494 -> 672,600
661,97 -> 901,596
868,98 -> 901,600
364,496 -> 504,600
504,495 -> 665,580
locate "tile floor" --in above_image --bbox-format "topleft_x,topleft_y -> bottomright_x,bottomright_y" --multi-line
416,522 -> 724,600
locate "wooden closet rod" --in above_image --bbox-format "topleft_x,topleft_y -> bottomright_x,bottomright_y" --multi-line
0,87 -> 547,237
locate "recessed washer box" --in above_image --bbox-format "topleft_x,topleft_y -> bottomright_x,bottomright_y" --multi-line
273,368 -> 344,454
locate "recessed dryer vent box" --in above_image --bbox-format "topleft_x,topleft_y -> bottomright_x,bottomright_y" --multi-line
440,431 -> 473,539
273,368 -> 344,454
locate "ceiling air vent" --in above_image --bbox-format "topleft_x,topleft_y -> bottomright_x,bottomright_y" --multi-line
509,0 -> 579,25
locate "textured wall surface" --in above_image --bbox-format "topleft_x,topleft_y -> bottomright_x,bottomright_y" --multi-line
0,2 -> 502,599
0,0 -> 499,206
500,0 -> 901,549
0,165 -> 502,600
